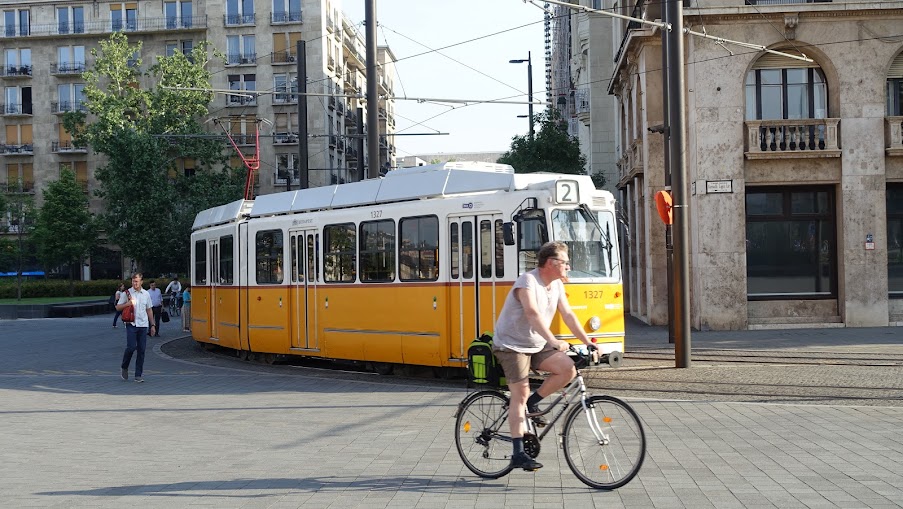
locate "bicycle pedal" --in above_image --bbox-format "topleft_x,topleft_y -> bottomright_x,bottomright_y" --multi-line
530,416 -> 548,428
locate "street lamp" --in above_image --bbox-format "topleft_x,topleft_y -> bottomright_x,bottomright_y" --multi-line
509,51 -> 534,140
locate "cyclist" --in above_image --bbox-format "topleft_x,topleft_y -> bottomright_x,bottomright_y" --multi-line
164,277 -> 182,312
493,241 -> 595,472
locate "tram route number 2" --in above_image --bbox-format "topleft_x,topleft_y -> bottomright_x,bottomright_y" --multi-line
371,210 -> 383,218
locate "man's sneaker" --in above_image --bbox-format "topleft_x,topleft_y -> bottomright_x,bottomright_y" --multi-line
134,376 -> 144,383
120,368 -> 128,381
527,404 -> 548,427
511,452 -> 543,471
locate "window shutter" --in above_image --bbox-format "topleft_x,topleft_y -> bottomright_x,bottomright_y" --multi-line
752,50 -> 818,70
889,52 -> 903,79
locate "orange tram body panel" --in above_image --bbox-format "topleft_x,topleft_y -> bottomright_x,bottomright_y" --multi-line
189,162 -> 626,371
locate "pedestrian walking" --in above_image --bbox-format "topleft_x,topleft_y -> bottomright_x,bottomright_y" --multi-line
181,286 -> 191,332
111,283 -> 126,328
116,273 -> 155,382
148,280 -> 163,336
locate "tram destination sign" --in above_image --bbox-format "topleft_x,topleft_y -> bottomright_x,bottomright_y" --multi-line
705,180 -> 733,194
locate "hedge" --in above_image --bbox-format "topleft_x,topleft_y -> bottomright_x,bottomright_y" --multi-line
0,278 -> 182,299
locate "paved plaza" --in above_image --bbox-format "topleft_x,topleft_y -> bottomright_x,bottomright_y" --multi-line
0,314 -> 901,508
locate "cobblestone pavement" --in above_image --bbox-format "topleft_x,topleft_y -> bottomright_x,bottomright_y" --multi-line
1,314 -> 901,508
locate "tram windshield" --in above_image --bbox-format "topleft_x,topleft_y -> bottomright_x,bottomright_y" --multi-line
550,208 -> 620,280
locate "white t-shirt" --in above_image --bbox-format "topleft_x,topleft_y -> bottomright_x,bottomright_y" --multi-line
117,288 -> 154,328
165,281 -> 182,294
493,269 -> 563,353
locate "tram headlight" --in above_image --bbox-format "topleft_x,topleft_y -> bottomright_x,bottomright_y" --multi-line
588,316 -> 601,331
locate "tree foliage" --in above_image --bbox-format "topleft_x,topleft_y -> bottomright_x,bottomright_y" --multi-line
498,110 -> 606,188
1,190 -> 36,299
62,32 -> 243,275
32,170 -> 97,286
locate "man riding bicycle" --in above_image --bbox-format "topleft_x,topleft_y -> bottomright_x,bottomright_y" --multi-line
164,277 -> 182,310
493,241 -> 595,472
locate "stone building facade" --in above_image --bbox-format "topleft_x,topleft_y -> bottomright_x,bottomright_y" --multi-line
610,0 -> 903,329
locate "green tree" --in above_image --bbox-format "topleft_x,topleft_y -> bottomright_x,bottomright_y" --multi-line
498,110 -> 605,188
1,188 -> 36,300
62,32 -> 243,275
32,170 -> 98,293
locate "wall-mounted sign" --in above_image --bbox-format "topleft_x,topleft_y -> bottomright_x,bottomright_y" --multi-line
866,233 -> 875,250
705,180 -> 733,194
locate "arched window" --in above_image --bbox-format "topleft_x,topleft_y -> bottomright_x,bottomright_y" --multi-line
888,51 -> 903,115
745,51 -> 827,120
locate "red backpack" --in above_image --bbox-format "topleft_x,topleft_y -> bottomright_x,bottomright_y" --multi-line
121,289 -> 136,323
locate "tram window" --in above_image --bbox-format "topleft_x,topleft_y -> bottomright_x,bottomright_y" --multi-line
400,215 -> 439,281
220,235 -> 234,285
450,223 -> 459,279
194,240 -> 207,285
462,221 -> 473,279
324,223 -> 356,282
256,230 -> 284,284
292,236 -> 300,283
518,215 -> 546,273
308,234 -> 318,282
480,220 -> 492,278
360,219 -> 395,282
495,219 -> 505,278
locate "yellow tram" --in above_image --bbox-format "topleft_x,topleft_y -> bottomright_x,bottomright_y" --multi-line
189,161 -> 625,372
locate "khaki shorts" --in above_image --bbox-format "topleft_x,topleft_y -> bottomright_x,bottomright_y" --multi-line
493,345 -> 559,384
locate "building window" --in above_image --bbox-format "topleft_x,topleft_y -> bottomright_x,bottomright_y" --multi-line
273,73 -> 298,103
273,32 -> 302,63
746,186 -> 836,299
56,46 -> 86,74
888,52 -> 903,116
275,153 -> 298,184
256,229 -> 284,284
227,74 -> 256,105
3,9 -> 30,37
889,185 -> 903,297
57,83 -> 86,113
110,3 -> 138,32
60,161 -> 89,192
225,0 -> 255,25
400,216 -> 439,281
359,219 -> 395,282
324,223 -> 356,282
4,124 -> 32,151
57,6 -> 85,34
4,86 -> 32,115
745,66 -> 827,121
226,35 -> 256,65
5,162 -> 33,192
4,48 -> 31,77
272,0 -> 302,22
164,1 -> 193,29
274,113 -> 298,143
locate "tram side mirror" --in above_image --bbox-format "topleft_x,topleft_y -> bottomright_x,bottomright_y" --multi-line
503,222 -> 516,246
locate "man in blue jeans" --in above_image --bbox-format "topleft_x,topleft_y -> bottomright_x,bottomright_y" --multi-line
115,272 -> 155,382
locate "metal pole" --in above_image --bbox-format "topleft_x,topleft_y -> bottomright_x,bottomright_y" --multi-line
666,0 -> 691,367
661,4 -> 674,345
527,51 -> 534,140
296,40 -> 309,190
365,0 -> 380,180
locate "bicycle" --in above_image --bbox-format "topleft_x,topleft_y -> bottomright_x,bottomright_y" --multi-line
166,292 -> 181,318
454,347 -> 646,489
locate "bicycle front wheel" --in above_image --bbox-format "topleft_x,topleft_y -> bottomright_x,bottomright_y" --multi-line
562,395 -> 646,489
454,390 -> 514,479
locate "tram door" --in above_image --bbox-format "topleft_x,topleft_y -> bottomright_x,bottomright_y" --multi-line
448,214 -> 503,361
289,229 -> 319,350
208,240 -> 220,339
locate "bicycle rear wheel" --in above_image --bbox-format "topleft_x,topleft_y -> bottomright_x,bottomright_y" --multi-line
454,390 -> 514,479
562,395 -> 645,489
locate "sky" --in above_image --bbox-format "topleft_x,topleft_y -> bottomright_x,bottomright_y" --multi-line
342,0 -> 549,158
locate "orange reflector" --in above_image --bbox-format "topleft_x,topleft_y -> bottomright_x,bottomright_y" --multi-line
464,421 -> 471,433
614,291 -> 621,298
603,416 -> 612,423
600,465 -> 609,471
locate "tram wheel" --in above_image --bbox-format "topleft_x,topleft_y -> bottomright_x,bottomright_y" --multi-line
237,350 -> 250,361
263,353 -> 277,365
373,362 -> 394,375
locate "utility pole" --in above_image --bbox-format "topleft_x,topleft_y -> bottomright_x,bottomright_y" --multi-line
365,0 -> 379,179
296,39 -> 309,190
661,3 -> 675,345
509,52 -> 535,139
356,106 -> 365,181
666,0 -> 691,367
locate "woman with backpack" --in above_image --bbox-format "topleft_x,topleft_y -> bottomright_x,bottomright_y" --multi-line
111,283 -> 126,328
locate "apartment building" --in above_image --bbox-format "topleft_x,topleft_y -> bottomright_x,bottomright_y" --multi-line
0,0 -> 396,206
546,0 -> 619,192
608,0 -> 903,329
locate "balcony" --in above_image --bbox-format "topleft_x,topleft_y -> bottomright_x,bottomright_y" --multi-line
886,116 -> 903,157
51,141 -> 87,153
274,170 -> 299,186
273,132 -> 299,145
345,147 -> 358,161
327,55 -> 335,71
4,181 -> 34,193
22,16 -> 208,37
226,96 -> 257,107
226,53 -> 257,65
271,11 -> 302,24
336,102 -> 345,116
336,139 -> 345,152
328,96 -> 336,110
1,103 -> 32,116
224,14 -> 256,27
272,51 -> 297,65
0,65 -> 32,78
345,111 -> 357,126
273,91 -> 297,104
51,101 -> 88,114
329,134 -> 337,148
1,143 -> 34,155
51,62 -> 86,75
744,118 -> 841,159
575,88 -> 590,124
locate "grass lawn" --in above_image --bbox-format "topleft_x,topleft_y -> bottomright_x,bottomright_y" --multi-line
0,295 -> 108,305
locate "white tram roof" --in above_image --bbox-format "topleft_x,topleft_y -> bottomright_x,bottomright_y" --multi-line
193,161 -> 607,230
